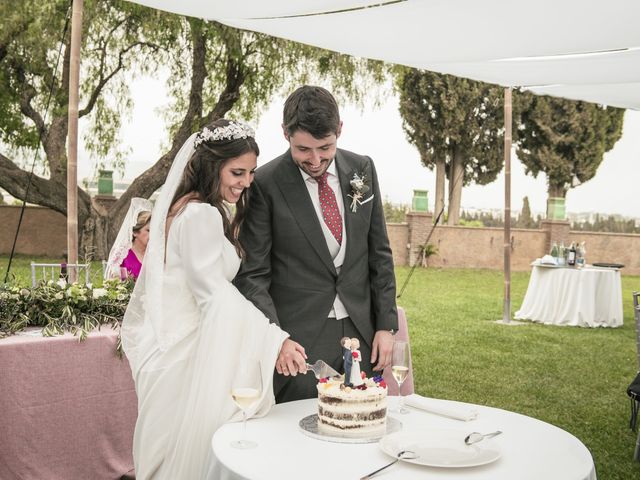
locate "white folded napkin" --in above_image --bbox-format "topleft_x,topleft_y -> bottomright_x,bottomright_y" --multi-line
539,254 -> 558,265
403,394 -> 479,421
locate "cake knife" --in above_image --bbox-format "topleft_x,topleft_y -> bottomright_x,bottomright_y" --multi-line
305,360 -> 340,379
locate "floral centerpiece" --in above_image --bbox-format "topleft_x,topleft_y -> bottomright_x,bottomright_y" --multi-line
0,279 -> 133,355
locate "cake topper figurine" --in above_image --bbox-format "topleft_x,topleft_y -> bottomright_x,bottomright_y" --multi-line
350,338 -> 365,387
341,337 -> 353,388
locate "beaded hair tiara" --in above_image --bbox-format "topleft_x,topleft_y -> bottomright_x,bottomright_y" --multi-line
194,121 -> 255,147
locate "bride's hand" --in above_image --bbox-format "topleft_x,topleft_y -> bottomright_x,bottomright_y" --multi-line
276,339 -> 307,376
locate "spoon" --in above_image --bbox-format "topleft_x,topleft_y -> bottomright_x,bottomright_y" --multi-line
360,450 -> 418,479
464,430 -> 503,445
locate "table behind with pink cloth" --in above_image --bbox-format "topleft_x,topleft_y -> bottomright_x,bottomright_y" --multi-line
0,328 -> 137,480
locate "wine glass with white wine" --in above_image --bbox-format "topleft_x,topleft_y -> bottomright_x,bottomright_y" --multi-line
230,361 -> 263,449
391,340 -> 410,414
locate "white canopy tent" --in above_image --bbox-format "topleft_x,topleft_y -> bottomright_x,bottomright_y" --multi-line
130,0 -> 640,109
39,0 -> 628,325
40,0 -> 636,314
117,0 -> 638,322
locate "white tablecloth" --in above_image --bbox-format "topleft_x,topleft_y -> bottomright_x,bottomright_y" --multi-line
208,398 -> 596,480
515,265 -> 623,327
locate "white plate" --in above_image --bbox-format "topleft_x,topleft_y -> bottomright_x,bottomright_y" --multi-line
379,429 -> 501,468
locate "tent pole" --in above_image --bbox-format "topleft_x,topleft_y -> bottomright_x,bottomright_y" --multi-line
67,0 -> 83,283
502,87 -> 512,323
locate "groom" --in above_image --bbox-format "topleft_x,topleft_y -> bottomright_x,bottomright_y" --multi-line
235,85 -> 398,403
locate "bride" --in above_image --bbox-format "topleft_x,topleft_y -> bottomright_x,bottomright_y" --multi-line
121,119 -> 292,479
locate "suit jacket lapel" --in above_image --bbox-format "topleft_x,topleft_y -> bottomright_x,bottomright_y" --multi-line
336,151 -> 359,273
274,152 -> 337,276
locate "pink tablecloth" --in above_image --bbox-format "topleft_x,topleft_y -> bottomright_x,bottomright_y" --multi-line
0,328 -> 137,480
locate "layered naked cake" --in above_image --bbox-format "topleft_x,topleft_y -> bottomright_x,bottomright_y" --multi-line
316,375 -> 387,437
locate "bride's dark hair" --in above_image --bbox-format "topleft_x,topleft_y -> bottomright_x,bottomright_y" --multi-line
169,118 -> 259,255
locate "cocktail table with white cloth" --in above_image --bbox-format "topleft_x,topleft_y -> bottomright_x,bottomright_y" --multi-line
515,263 -> 623,328
207,397 -> 596,480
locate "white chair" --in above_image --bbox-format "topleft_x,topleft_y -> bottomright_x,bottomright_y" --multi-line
30,262 -> 91,287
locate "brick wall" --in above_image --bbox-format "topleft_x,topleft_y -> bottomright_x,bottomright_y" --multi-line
425,226 -> 547,271
2,205 -> 639,275
0,206 -> 67,257
570,231 -> 640,274
388,213 -> 640,275
387,223 -> 409,267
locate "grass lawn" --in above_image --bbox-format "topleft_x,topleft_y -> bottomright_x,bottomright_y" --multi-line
2,255 -> 640,478
396,266 -> 640,480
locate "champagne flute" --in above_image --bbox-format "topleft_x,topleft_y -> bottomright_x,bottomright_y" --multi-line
230,361 -> 263,449
391,340 -> 410,414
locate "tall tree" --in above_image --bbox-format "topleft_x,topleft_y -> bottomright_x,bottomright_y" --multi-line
518,196 -> 534,228
0,0 -> 384,258
1,0 -> 168,258
517,93 -> 624,200
395,68 -> 506,224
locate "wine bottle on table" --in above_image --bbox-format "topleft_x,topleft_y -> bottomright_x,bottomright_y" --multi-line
568,242 -> 576,266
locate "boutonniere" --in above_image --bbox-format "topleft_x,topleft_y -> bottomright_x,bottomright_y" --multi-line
348,172 -> 370,212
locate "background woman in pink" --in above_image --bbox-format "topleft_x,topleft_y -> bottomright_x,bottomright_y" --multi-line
119,211 -> 151,279
104,198 -> 153,281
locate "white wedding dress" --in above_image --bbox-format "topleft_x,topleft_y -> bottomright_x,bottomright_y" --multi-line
123,203 -> 288,480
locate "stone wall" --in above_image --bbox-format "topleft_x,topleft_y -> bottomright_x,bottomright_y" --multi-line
0,206 -> 67,258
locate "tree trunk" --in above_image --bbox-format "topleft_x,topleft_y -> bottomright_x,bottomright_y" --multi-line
87,21 -> 247,259
434,157 -> 445,222
80,206 -> 110,260
1,20 -> 247,263
547,183 -> 567,199
447,148 -> 464,225
44,117 -> 70,183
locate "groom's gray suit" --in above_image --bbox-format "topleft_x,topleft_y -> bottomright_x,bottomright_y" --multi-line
235,148 -> 398,402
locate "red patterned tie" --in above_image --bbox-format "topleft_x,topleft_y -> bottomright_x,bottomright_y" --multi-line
316,172 -> 343,245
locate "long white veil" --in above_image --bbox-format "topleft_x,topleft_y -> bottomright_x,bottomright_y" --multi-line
104,197 -> 153,280
120,128 -> 289,479
121,133 -> 198,374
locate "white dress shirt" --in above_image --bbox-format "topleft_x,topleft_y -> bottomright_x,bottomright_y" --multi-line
298,160 -> 349,319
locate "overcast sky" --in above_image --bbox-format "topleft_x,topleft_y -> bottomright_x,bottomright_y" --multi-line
80,75 -> 640,218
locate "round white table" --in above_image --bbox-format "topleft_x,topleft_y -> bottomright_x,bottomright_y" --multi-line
208,398 -> 596,480
515,264 -> 623,327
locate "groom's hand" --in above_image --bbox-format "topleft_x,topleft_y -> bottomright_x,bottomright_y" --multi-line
371,330 -> 394,371
276,339 -> 307,376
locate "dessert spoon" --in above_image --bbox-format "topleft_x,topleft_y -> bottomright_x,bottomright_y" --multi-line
360,450 -> 418,479
464,430 -> 502,445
